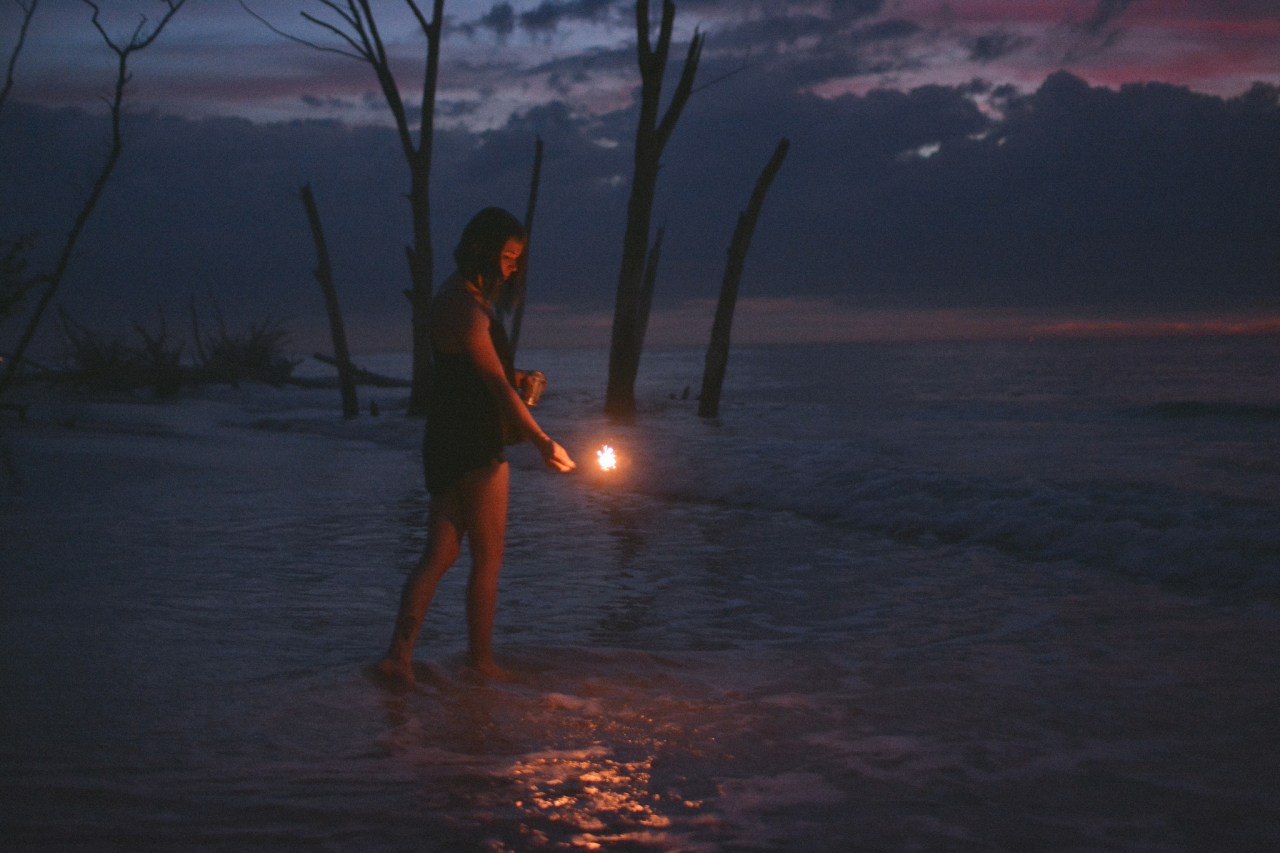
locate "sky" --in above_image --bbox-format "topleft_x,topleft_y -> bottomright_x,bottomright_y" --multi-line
2,0 -> 1279,354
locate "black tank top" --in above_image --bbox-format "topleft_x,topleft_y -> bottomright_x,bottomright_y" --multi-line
421,296 -> 517,495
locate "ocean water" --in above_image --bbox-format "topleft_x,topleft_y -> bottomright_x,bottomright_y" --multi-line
2,336 -> 1278,851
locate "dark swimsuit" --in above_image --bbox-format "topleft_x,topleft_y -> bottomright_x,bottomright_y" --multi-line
421,293 -> 517,496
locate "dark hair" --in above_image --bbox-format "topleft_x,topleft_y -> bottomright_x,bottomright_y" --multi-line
453,207 -> 527,290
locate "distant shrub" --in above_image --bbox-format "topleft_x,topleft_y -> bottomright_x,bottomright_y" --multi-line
1,235 -> 39,324
191,302 -> 300,386
57,307 -> 182,395
53,301 -> 300,395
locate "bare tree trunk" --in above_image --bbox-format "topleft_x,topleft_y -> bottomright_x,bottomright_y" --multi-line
635,225 -> 664,356
508,135 -> 543,358
698,138 -> 789,420
0,0 -> 186,400
0,0 -> 40,122
604,0 -> 703,419
394,0 -> 443,417
300,183 -> 358,419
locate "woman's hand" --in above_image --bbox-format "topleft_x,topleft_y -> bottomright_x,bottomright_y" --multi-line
538,436 -> 576,472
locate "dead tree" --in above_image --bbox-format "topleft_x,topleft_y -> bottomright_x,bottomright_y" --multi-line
0,0 -> 187,400
604,0 -> 703,419
635,225 -> 665,356
1,4 -> 45,343
0,0 -> 40,122
0,234 -> 36,324
506,135 -> 543,359
698,138 -> 789,420
300,183 -> 358,418
243,0 -> 444,415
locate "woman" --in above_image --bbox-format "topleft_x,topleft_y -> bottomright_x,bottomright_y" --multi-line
376,207 -> 575,685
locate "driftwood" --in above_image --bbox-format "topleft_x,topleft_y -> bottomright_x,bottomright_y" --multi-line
309,353 -> 409,388
698,138 -> 790,419
300,183 -> 358,418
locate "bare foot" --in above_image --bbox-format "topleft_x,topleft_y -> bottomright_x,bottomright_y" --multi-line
372,656 -> 415,688
466,654 -> 515,683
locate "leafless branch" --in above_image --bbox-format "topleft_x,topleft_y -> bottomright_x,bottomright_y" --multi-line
353,1 -> 388,67
692,61 -> 752,95
238,1 -> 364,60
0,0 -> 40,121
302,1 -> 368,59
238,0 -> 445,412
656,29 -> 703,148
0,0 -> 188,398
84,0 -> 186,56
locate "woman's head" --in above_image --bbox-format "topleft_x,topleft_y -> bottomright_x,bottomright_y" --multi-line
454,207 -> 527,294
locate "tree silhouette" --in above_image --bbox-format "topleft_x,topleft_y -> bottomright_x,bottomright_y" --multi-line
604,0 -> 703,419
300,183 -> 358,419
698,139 -> 789,419
243,0 -> 445,415
0,0 -> 188,400
504,136 -> 544,360
0,0 -> 40,122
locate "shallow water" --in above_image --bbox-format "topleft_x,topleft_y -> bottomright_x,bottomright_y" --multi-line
3,337 -> 1279,850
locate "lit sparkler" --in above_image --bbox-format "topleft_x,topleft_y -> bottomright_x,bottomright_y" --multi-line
596,444 -> 617,471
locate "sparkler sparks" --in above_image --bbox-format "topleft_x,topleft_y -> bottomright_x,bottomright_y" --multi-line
596,445 -> 617,471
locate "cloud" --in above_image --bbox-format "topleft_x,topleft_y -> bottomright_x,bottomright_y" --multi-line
1080,0 -> 1137,36
476,3 -> 517,38
3,2 -> 1278,356
968,30 -> 1029,63
831,0 -> 887,23
1057,0 -> 1138,63
300,95 -> 358,111
520,0 -> 618,33
469,0 -> 621,37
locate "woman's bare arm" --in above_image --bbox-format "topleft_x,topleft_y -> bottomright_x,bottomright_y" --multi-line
453,294 -> 575,472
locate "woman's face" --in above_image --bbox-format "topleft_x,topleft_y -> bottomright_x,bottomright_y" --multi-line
497,237 -> 525,282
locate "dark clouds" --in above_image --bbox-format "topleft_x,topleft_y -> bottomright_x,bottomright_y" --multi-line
3,69 -> 1277,354
969,31 -> 1028,63
2,1 -> 1279,353
519,0 -> 617,32
1058,0 -> 1135,64
1080,0 -> 1136,36
665,12 -> 926,98
470,0 -> 620,37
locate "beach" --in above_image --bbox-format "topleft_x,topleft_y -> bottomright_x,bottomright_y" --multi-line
3,337 -> 1279,851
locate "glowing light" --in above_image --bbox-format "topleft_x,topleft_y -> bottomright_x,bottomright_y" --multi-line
503,748 -> 681,847
596,444 -> 617,471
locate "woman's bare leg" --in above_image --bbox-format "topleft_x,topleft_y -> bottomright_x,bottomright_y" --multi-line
375,491 -> 465,684
460,461 -> 510,677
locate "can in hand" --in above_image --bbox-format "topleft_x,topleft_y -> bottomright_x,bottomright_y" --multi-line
520,371 -> 547,406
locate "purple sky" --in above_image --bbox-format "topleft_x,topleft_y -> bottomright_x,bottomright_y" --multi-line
12,1 -> 1279,124
3,1 -> 1278,350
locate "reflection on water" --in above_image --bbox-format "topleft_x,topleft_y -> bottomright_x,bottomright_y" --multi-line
504,747 -> 684,850
5,341 -> 1280,850
368,650 -> 739,851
